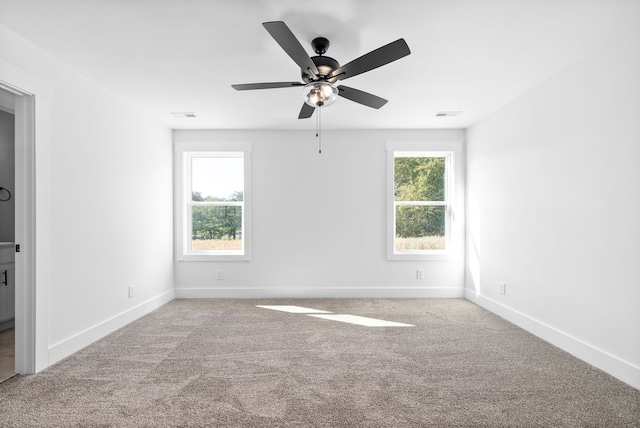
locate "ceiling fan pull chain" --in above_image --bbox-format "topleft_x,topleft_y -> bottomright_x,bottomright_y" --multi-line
317,107 -> 322,154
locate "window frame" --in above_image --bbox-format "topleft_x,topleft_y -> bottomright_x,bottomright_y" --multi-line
387,143 -> 458,260
175,142 -> 252,261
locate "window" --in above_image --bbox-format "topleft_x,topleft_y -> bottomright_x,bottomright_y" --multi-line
387,148 -> 455,259
175,142 -> 251,261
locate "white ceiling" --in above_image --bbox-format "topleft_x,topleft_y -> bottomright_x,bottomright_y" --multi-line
1,0 -> 637,130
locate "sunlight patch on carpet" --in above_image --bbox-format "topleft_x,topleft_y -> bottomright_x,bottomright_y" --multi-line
256,305 -> 332,314
307,314 -> 415,327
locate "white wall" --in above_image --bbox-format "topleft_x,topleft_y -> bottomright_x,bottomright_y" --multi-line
0,25 -> 175,368
174,129 -> 465,298
465,27 -> 640,389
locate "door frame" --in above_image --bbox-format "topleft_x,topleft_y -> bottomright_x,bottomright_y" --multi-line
1,58 -> 51,374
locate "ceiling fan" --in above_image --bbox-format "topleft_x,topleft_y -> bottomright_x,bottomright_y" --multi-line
232,21 -> 411,119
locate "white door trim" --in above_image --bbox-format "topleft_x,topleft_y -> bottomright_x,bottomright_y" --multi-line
13,91 -> 36,374
1,57 -> 52,373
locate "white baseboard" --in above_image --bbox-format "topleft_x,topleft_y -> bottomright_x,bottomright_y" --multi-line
175,287 -> 464,299
48,289 -> 175,366
464,289 -> 640,391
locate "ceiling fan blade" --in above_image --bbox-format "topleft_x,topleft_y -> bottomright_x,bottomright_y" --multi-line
337,85 -> 388,109
298,103 -> 315,119
232,82 -> 305,91
263,21 -> 320,77
328,38 -> 410,81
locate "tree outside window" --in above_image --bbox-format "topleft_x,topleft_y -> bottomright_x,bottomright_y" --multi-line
390,151 -> 453,257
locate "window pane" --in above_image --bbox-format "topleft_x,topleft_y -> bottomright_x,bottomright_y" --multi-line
191,206 -> 242,251
395,205 -> 446,250
191,156 -> 243,202
394,157 -> 445,201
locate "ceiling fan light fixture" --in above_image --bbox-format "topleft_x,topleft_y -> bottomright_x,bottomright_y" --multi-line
303,81 -> 338,107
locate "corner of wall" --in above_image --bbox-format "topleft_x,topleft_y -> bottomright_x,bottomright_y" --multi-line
464,290 -> 640,391
48,290 -> 175,366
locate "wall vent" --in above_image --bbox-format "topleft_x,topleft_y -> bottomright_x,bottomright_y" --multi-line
434,111 -> 462,117
170,112 -> 197,118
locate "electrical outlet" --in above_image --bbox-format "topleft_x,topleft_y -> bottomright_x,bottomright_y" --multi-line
128,284 -> 136,299
499,282 -> 506,295
416,269 -> 424,280
216,270 -> 224,280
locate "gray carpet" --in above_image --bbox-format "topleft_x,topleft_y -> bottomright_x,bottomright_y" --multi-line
0,299 -> 638,427
0,327 -> 16,383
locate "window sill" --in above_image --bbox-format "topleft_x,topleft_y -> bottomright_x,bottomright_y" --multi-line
178,253 -> 251,262
388,251 -> 460,261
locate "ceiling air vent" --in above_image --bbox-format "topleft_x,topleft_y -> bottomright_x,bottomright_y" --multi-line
170,112 -> 197,118
434,111 -> 461,118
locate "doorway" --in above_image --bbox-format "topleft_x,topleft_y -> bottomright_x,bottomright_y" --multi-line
0,91 -> 16,382
0,78 -> 38,376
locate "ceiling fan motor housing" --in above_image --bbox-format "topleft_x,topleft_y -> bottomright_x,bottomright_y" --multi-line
302,55 -> 340,83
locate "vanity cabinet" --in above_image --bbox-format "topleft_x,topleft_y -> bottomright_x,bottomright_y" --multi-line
0,244 -> 15,324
